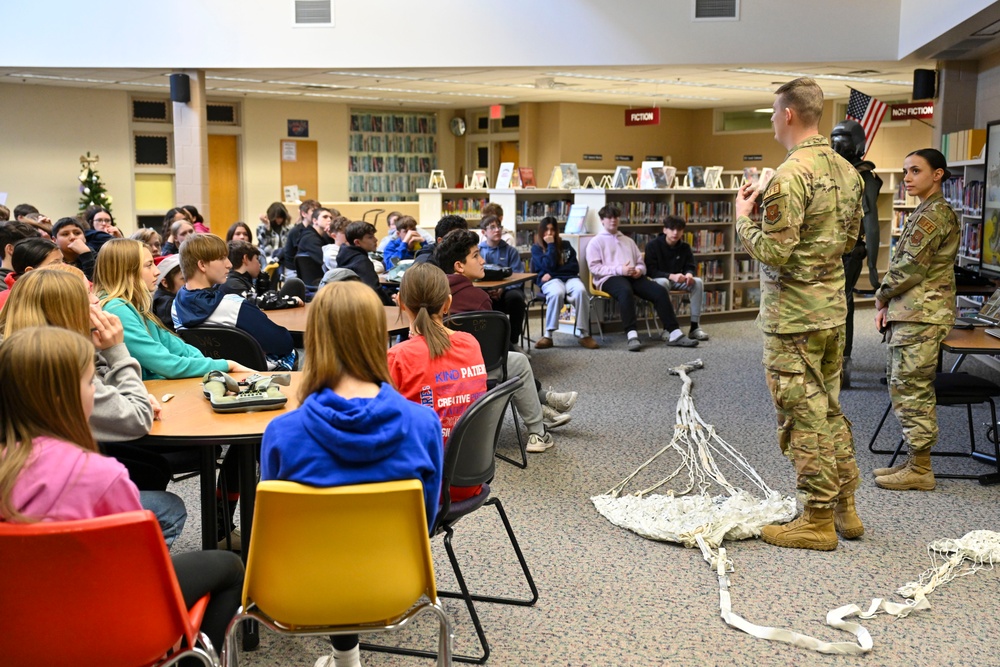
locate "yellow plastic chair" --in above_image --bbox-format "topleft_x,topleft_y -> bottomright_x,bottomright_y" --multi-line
588,274 -> 654,341
221,479 -> 453,667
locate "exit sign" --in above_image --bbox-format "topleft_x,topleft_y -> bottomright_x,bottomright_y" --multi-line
489,105 -> 505,119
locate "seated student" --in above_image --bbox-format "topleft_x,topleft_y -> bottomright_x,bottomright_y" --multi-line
13,203 -> 52,238
436,229 -> 570,452
645,215 -> 710,342
337,221 -> 392,304
0,204 -> 9,221
94,239 -> 249,381
152,254 -> 184,331
161,216 -> 195,256
388,262 -> 487,500
382,215 -> 423,270
256,202 -> 292,267
294,207 -> 336,286
83,206 -> 121,252
51,217 -> 97,280
85,205 -> 123,238
181,204 -> 210,234
225,221 -> 254,244
586,205 -> 698,352
376,210 -> 402,252
322,215 -> 350,271
130,227 -> 163,258
478,214 -> 526,348
0,237 -> 63,310
480,202 -> 517,246
224,241 -> 305,310
281,199 -> 320,279
0,326 -> 244,651
0,268 -> 186,548
531,216 -> 598,350
261,281 -> 443,667
173,234 -> 297,371
414,214 -> 469,266
0,220 -> 38,291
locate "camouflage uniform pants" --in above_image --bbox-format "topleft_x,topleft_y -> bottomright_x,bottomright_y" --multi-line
762,326 -> 857,509
886,322 -> 950,453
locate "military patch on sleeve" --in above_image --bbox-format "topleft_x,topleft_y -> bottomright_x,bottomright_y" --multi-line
763,182 -> 784,201
765,204 -> 782,224
910,230 -> 924,246
917,217 -> 937,234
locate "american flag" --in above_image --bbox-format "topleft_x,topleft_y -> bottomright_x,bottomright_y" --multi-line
846,88 -> 887,156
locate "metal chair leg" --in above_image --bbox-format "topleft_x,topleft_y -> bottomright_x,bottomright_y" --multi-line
496,403 -> 527,469
867,401 -> 896,454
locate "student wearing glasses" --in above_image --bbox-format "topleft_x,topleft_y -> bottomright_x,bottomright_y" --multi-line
478,214 -> 526,349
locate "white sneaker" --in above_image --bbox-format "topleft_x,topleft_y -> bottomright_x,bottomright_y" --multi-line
542,405 -> 571,429
544,389 -> 578,413
314,655 -> 332,667
526,432 -> 555,452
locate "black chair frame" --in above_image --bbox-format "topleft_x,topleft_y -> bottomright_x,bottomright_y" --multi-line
179,325 -> 269,372
362,376 -> 538,664
867,371 -> 1000,482
444,311 -> 528,468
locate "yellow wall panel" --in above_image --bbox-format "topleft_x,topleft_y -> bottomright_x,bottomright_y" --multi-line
135,174 -> 175,212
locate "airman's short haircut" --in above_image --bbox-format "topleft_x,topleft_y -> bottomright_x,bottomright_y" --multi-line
774,77 -> 824,127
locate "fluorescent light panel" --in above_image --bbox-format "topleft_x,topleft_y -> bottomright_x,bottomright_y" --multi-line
729,67 -> 911,86
544,70 -> 772,92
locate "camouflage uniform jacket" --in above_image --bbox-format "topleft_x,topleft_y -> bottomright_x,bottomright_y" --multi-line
875,191 -> 958,325
736,135 -> 863,334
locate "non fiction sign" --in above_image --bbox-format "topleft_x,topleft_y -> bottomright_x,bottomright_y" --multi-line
625,108 -> 660,126
890,103 -> 934,121
743,154 -> 763,161
615,154 -> 634,162
583,154 -> 603,161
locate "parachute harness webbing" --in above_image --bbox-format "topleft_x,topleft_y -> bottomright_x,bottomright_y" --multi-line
593,359 -> 997,655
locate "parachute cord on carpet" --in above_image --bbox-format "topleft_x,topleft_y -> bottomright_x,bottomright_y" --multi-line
591,359 -> 1000,655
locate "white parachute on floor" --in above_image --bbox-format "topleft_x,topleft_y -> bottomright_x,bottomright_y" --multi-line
591,358 -> 1000,655
591,359 -> 796,548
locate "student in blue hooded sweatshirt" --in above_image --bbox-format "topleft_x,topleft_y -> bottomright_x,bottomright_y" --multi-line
172,233 -> 297,371
261,279 -> 443,667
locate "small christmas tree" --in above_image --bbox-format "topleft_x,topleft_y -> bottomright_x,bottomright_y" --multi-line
78,152 -> 113,214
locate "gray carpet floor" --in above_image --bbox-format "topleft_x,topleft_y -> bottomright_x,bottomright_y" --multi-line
168,305 -> 1000,666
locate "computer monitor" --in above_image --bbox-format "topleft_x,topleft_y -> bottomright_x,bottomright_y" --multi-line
979,119 -> 1000,279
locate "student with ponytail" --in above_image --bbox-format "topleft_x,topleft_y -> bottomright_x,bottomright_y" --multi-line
388,262 -> 488,500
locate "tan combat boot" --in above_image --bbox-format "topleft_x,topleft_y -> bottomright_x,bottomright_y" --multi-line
833,495 -> 864,539
760,507 -> 838,551
874,450 -> 935,491
872,454 -> 910,477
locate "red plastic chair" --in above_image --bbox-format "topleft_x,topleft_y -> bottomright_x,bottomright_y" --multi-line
0,510 -> 219,667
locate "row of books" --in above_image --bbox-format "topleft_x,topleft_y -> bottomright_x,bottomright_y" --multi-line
349,113 -> 437,135
940,128 -> 986,163
682,229 -> 727,253
348,134 -> 438,154
516,199 -> 573,222
695,259 -> 726,282
347,174 -> 428,197
890,210 -> 909,235
942,177 -> 984,216
672,289 -> 728,314
960,220 -> 982,259
733,257 -> 761,282
347,155 -> 436,174
732,286 -> 762,309
603,200 -> 733,225
442,198 -> 488,216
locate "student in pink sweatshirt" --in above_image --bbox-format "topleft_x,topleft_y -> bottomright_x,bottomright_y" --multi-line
0,326 -> 243,650
585,204 -> 699,352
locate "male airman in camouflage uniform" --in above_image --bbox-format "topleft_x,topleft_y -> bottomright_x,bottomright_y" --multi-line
735,78 -> 864,551
873,150 -> 959,491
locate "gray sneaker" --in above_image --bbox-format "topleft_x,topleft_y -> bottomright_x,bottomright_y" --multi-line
664,333 -> 699,347
542,404 -> 571,429
544,389 -> 578,413
627,338 -> 643,352
526,432 -> 555,452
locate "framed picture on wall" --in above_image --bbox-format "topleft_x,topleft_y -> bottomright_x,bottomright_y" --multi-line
288,119 -> 309,137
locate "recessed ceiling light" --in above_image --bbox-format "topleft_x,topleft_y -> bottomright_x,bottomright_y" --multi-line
973,19 -> 1000,36
206,76 -> 264,83
544,71 -> 772,92
7,73 -> 116,85
754,108 -> 772,113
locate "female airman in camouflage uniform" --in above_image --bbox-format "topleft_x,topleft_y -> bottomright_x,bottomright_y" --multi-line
874,149 -> 959,491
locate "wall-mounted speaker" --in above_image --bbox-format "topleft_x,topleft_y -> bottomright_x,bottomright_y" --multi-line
170,73 -> 191,104
913,69 -> 936,100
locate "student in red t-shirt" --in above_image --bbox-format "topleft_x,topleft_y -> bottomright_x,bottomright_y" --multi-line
388,262 -> 488,501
